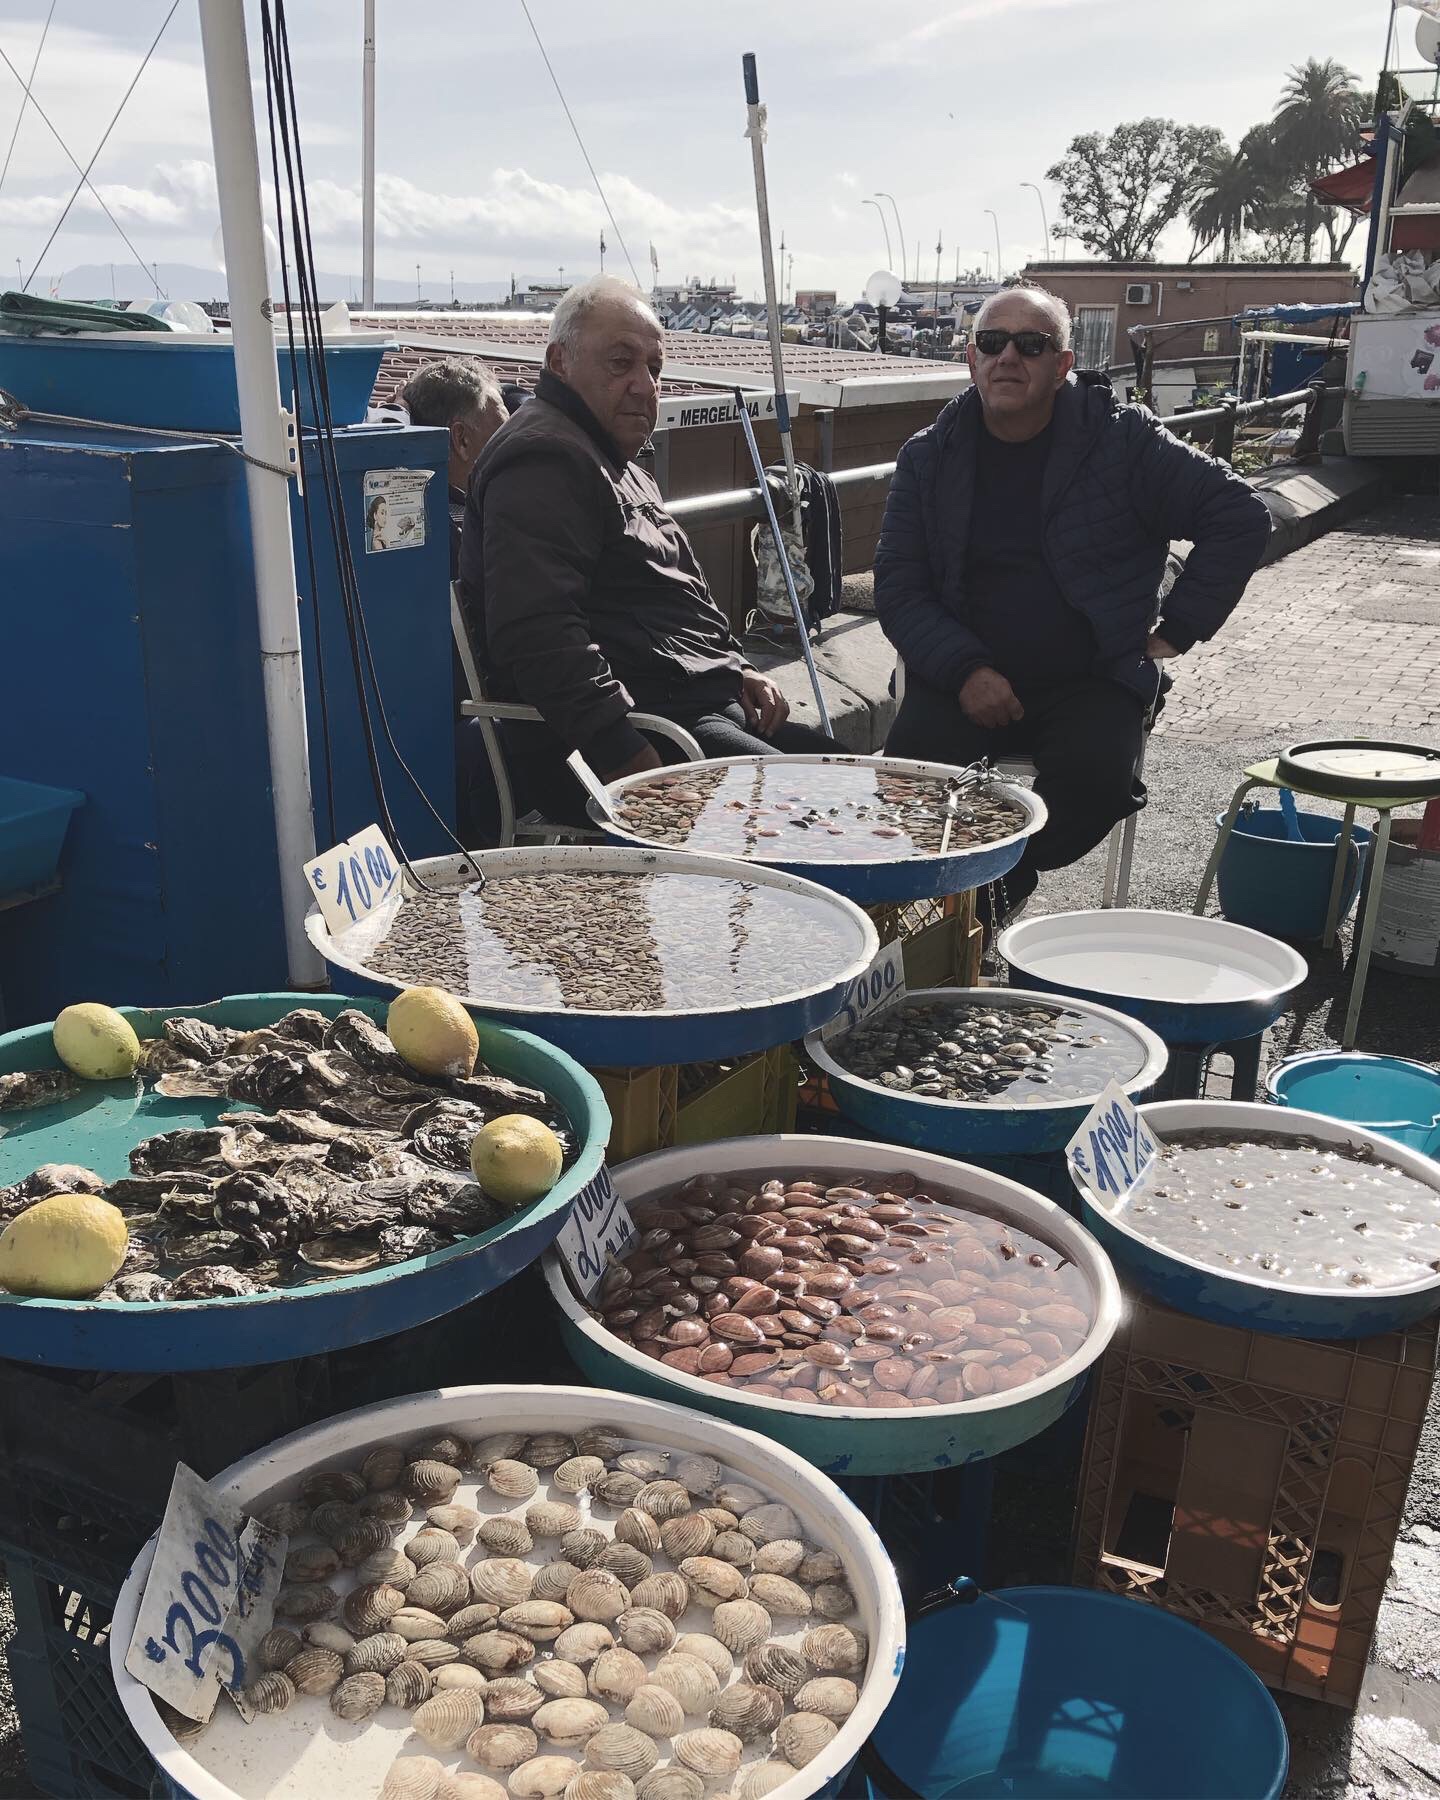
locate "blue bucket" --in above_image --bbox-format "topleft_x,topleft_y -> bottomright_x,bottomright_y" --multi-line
859,1585 -> 1289,1799
1266,1051 -> 1440,1157
1216,805 -> 1371,942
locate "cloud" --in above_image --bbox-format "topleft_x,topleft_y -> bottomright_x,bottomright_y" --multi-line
881,0 -> 1112,59
837,171 -> 859,190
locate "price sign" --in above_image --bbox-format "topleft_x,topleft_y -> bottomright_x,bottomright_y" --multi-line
566,751 -> 618,823
124,1464 -> 288,1722
555,1163 -> 637,1299
1066,1081 -> 1165,1209
304,823 -> 400,937
821,939 -> 906,1043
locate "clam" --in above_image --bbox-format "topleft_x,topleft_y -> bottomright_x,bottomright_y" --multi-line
485,1458 -> 539,1501
672,1634 -> 732,1682
535,1661 -> 590,1699
803,1623 -> 867,1673
385,1660 -> 435,1709
275,1582 -> 340,1623
592,1472 -> 644,1509
461,1630 -> 535,1674
311,1502 -> 361,1543
527,1500 -> 583,1539
426,1503 -> 481,1546
407,1638 -> 462,1671
483,1676 -> 546,1722
628,1573 -> 688,1621
583,1724 -> 660,1779
710,1531 -> 755,1569
364,1490 -> 416,1527
775,1711 -> 838,1767
710,1681 -> 783,1744
343,1580 -> 405,1635
416,1433 -> 471,1467
467,1721 -> 539,1769
524,1432 -> 577,1470
438,1779 -> 507,1800
596,1543 -> 652,1589
561,1527 -> 608,1570
260,1500 -> 310,1536
672,1454 -> 723,1497
554,1622 -> 615,1665
751,1540 -> 803,1578
678,1556 -> 747,1608
405,1459 -> 462,1505
566,1568 -> 630,1624
303,1620 -> 356,1655
412,1688 -> 486,1749
794,1675 -> 857,1720
471,1558 -> 535,1608
471,1431 -> 529,1469
531,1561 -> 584,1605
335,1516 -> 395,1565
672,1728 -> 743,1778
406,1528 -> 462,1569
632,1481 -> 691,1521
738,1503 -> 800,1547
711,1600 -> 772,1655
409,1563 -> 472,1617
362,1444 -> 406,1492
658,1516 -> 714,1562
240,1671 -> 295,1714
746,1574 -> 810,1617
447,1602 -> 502,1642
574,1425 -> 627,1460
304,1468 -> 366,1506
345,1632 -> 409,1676
510,1756 -> 580,1798
812,1580 -> 857,1620
697,1507 -> 739,1533
613,1509 -> 662,1557
378,1756 -> 443,1800
797,1550 -> 844,1586
743,1643 -> 807,1700
330,1670 -> 386,1721
587,1646 -> 648,1705
258,1627 -> 302,1671
738,1760 -> 796,1800
436,1664 -> 491,1692
284,1647 -> 343,1695
623,1684 -> 685,1738
650,1653 -> 721,1715
392,1606 -> 449,1642
358,1547 -> 418,1590
564,1775 -> 636,1800
615,1450 -> 667,1480
553,1456 -> 606,1494
501,1601 -> 574,1643
634,1773 -> 702,1800
534,1697 -> 609,1747
614,1607 -> 675,1658
285,1543 -> 341,1584
713,1481 -> 765,1515
479,1516 -> 535,1557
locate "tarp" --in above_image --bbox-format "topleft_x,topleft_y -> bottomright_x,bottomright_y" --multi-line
0,292 -> 172,337
1235,301 -> 1360,325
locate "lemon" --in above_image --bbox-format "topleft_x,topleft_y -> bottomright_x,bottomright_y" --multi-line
386,987 -> 479,1080
469,1115 -> 564,1208
0,1195 -> 129,1298
52,1003 -> 141,1081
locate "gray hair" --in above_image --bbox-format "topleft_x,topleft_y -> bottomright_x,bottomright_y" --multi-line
547,274 -> 661,356
400,357 -> 504,428
974,280 -> 1072,351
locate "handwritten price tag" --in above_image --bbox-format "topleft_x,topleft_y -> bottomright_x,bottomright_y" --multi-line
821,939 -> 906,1043
124,1464 -> 287,1722
304,823 -> 400,937
555,1163 -> 637,1299
1066,1081 -> 1165,1209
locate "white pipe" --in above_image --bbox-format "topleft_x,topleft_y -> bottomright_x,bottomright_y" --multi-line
742,55 -> 801,533
362,0 -> 375,310
199,0 -> 323,987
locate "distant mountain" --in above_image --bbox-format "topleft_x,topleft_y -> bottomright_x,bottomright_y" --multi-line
32,262 -> 514,306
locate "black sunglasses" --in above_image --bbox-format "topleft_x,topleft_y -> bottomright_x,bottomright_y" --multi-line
973,328 -> 1059,358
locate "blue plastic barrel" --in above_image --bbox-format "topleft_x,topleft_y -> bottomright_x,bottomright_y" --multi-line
0,776 -> 84,893
859,1586 -> 1288,1799
1216,805 -> 1371,942
1267,1051 -> 1440,1157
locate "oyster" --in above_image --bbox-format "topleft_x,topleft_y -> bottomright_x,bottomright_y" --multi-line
211,1170 -> 319,1251
380,1223 -> 448,1263
325,1008 -> 408,1074
167,1264 -> 264,1299
129,1126 -> 236,1175
0,1069 -> 82,1113
101,1272 -> 173,1303
405,1098 -> 491,1172
163,1017 -> 239,1063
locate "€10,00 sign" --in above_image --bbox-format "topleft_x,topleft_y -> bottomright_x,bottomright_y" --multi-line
304,823 -> 400,937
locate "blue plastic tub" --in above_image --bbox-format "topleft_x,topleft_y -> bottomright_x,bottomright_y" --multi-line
1216,805 -> 1372,941
859,1585 -> 1288,1799
0,775 -> 84,893
0,333 -> 389,433
1266,1050 -> 1440,1156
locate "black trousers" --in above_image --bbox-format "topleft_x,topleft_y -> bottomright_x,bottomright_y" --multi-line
885,675 -> 1146,909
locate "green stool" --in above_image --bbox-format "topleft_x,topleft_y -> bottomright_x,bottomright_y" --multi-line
1195,755 -> 1440,1049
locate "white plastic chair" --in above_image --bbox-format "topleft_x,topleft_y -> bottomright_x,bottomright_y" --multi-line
451,586 -> 703,847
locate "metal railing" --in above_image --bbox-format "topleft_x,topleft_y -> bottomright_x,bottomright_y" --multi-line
668,382 -> 1336,534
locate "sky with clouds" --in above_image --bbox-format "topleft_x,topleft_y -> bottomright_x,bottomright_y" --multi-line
0,0 -> 1399,302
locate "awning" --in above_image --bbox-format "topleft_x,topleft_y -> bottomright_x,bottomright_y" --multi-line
1311,160 -> 1377,214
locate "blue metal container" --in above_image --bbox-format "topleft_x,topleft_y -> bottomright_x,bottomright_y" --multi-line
1080,1099 -> 1440,1337
0,775 -> 84,894
0,993 -> 609,1372
805,987 -> 1169,1156
0,419 -> 452,1022
997,909 -> 1308,1046
858,1585 -> 1288,1799
1266,1051 -> 1440,1157
0,333 -> 389,432
1216,805 -> 1371,941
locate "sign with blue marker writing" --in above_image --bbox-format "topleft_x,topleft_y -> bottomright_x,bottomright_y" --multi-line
555,1162 -> 637,1299
304,823 -> 401,937
1066,1080 -> 1166,1209
124,1463 -> 287,1721
821,939 -> 906,1043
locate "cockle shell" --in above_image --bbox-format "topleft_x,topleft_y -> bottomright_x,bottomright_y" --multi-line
470,1558 -> 534,1607
336,1516 -> 395,1565
527,1501 -> 583,1539
710,1681 -> 784,1744
482,1676 -> 545,1721
510,1755 -> 580,1798
471,1431 -> 529,1469
592,1471 -> 644,1509
672,1454 -> 722,1497
812,1581 -> 856,1620
384,1660 -> 435,1709
673,1634 -> 732,1681
461,1630 -> 535,1674
435,1664 -> 490,1692
533,1697 -> 610,1746
485,1458 -> 539,1500
446,1603 -> 501,1642
478,1516 -> 534,1557
363,1490 -> 416,1526
378,1755 -> 443,1800
260,1500 -> 310,1536
614,1607 -> 676,1658
531,1561 -> 584,1604
275,1582 -> 339,1622
623,1684 -> 685,1738
524,1432 -> 577,1470
553,1622 -> 615,1664
501,1601 -> 574,1643
775,1711 -> 837,1767
710,1531 -> 756,1569
672,1728 -> 742,1777
408,1563 -> 471,1616
751,1540 -> 804,1578
358,1547 -> 417,1590
330,1670 -> 386,1721
632,1481 -> 691,1521
634,1772 -> 702,1800
416,1434 -> 471,1468
678,1557 -> 747,1608
406,1528 -> 461,1569
650,1653 -> 721,1714
426,1503 -> 481,1546
738,1503 -> 800,1547
573,1425 -> 627,1460
566,1568 -> 630,1623
345,1632 -> 408,1676
795,1676 -> 857,1720
628,1573 -> 688,1621
743,1642 -> 807,1699
583,1724 -> 660,1779
553,1456 -> 606,1494
613,1509 -> 663,1557
587,1646 -> 648,1705
303,1620 -> 356,1655
303,1468 -> 366,1506
712,1482 -> 764,1515
240,1671 -> 295,1714
534,1660 -> 590,1699
343,1580 -> 405,1634
738,1760 -> 795,1800
697,1508 -> 739,1533
392,1606 -> 449,1642
796,1550 -> 844,1586
564,1774 -> 636,1800
310,1502 -> 361,1544
616,1450 -> 668,1481
412,1688 -> 486,1749
803,1623 -> 867,1673
284,1647 -> 344,1695
285,1543 -> 341,1584
711,1600 -> 772,1655
561,1528 -> 607,1569
596,1543 -> 652,1589
467,1722 -> 539,1769
361,1444 -> 406,1491
258,1627 -> 302,1670
405,1459 -> 462,1505
658,1516 -> 714,1562
438,1778 -> 507,1800
407,1638 -> 461,1670
746,1575 -> 810,1617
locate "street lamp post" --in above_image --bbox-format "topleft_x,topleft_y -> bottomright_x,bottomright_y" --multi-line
1020,182 -> 1050,262
984,210 -> 1003,282
862,198 -> 893,271
875,191 -> 907,284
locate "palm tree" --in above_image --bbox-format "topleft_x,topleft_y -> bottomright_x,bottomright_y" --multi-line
1187,127 -> 1277,260
1271,57 -> 1367,260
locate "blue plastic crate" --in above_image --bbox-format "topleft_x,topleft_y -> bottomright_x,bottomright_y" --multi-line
0,776 -> 83,894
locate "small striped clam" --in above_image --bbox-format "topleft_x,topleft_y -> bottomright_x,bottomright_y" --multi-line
377,1755 -> 443,1800
583,1724 -> 661,1779
330,1670 -> 386,1721
438,1777 -> 507,1800
709,1680 -> 784,1743
588,1646 -> 649,1705
412,1688 -> 486,1749
240,1671 -> 295,1715
467,1722 -> 539,1770
510,1755 -> 582,1798
533,1696 -> 609,1746
345,1632 -> 408,1676
384,1660 -> 434,1709
775,1710 -> 838,1767
671,1728 -> 742,1778
623,1684 -> 685,1738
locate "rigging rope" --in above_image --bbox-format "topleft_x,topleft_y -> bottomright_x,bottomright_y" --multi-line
0,0 -> 56,206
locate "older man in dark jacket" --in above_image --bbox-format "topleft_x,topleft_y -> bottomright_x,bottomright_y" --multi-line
458,275 -> 830,824
875,282 -> 1271,914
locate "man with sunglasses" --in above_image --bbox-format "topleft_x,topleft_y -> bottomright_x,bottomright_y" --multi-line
875,282 -> 1270,919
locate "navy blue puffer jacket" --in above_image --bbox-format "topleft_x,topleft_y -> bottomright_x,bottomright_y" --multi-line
873,371 -> 1272,704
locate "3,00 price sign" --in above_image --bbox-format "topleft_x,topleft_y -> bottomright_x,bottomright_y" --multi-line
304,823 -> 400,937
1066,1080 -> 1164,1208
556,1163 -> 637,1299
821,939 -> 906,1043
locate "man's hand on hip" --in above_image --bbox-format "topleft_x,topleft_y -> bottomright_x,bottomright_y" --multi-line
1145,633 -> 1181,661
605,744 -> 664,780
958,667 -> 1024,729
740,669 -> 790,736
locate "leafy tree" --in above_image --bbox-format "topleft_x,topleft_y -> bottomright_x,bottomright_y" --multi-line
1271,57 -> 1368,260
1046,119 -> 1226,261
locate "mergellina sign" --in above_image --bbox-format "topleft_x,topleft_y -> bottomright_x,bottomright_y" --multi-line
655,390 -> 800,431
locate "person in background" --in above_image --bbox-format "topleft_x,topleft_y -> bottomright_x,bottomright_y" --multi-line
400,358 -> 508,578
874,280 -> 1271,920
458,275 -> 830,827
